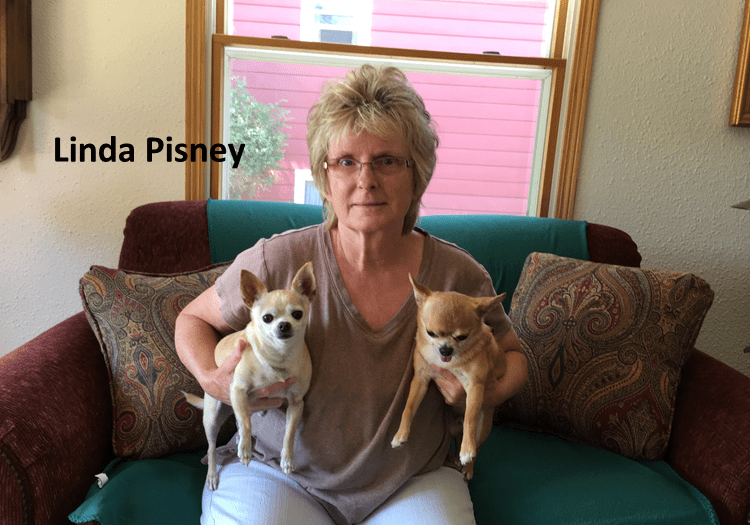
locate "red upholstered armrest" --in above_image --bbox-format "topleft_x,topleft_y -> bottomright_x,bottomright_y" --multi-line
118,200 -> 212,273
667,350 -> 750,525
586,222 -> 642,267
0,312 -> 112,525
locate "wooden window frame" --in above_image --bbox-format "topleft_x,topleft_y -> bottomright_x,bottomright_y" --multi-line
185,0 -> 601,219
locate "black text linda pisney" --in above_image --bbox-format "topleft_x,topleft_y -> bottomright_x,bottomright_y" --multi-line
54,137 -> 246,168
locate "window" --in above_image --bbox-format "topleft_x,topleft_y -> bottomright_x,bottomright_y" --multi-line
300,0 -> 373,46
186,0 -> 601,219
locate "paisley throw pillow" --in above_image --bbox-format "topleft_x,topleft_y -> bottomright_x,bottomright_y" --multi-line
500,252 -> 713,460
80,264 -> 227,459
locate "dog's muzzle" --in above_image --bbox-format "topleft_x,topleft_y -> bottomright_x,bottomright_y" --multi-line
276,322 -> 294,339
438,345 -> 453,363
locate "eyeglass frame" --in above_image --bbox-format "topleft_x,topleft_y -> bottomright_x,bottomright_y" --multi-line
323,156 -> 414,174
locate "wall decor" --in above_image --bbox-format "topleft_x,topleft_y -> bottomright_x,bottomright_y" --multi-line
1,0 -> 32,161
730,0 -> 750,126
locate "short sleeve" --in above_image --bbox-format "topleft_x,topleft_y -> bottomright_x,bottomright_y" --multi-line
215,238 -> 268,331
425,233 -> 512,342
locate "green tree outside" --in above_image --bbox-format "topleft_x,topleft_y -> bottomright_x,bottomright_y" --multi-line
227,76 -> 290,200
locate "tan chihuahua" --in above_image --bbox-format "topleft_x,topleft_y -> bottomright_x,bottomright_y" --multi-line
184,262 -> 315,490
391,275 -> 507,480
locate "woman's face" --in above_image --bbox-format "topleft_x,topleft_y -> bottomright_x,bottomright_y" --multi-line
324,129 -> 417,237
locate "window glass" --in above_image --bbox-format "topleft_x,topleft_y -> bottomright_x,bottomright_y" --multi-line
221,47 -> 553,215
202,0 -> 583,217
229,0 -> 554,58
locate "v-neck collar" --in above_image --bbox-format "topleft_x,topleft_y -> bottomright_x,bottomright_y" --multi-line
319,224 -> 434,338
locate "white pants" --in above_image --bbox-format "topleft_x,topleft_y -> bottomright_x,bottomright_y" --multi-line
201,460 -> 476,525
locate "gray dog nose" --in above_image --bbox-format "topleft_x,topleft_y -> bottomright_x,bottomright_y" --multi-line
438,345 -> 453,357
278,322 -> 292,334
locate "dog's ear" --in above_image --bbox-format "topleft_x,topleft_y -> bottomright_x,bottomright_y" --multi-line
475,292 -> 507,319
240,269 -> 267,307
409,274 -> 432,307
291,261 -> 316,301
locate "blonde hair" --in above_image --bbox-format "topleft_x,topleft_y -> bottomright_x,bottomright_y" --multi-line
307,65 -> 439,235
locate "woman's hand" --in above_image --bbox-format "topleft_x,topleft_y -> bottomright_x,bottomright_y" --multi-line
205,338 -> 297,411
431,365 -> 507,409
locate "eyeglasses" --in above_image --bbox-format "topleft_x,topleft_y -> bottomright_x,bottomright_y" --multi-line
323,156 -> 413,176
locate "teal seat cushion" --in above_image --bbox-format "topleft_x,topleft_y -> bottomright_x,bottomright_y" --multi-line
69,427 -> 718,525
206,200 -> 589,311
68,451 -> 206,525
470,426 -> 719,525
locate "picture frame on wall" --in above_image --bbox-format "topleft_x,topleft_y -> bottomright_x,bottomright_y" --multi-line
0,0 -> 32,161
730,0 -> 750,126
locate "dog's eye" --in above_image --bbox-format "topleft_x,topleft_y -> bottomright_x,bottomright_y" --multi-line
455,334 -> 468,341
291,310 -> 303,320
426,330 -> 437,338
262,314 -> 274,324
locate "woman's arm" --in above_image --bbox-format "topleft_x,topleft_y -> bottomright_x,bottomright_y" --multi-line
175,285 -> 294,408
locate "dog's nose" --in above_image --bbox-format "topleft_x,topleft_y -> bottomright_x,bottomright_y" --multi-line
438,345 -> 453,358
278,322 -> 292,334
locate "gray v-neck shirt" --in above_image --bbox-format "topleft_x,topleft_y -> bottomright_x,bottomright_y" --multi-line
215,223 -> 511,524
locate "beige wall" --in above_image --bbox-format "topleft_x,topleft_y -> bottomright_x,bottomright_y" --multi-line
2,1 -> 749,377
0,1 -> 184,354
574,0 -> 750,375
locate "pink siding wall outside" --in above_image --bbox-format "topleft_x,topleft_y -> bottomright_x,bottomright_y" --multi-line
228,1 -> 550,216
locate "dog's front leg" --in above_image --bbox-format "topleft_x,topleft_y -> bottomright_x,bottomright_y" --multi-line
230,379 -> 253,466
459,382 -> 485,467
391,375 -> 430,448
202,395 -> 221,490
280,398 -> 303,474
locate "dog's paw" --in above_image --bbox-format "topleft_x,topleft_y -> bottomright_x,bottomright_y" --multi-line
391,425 -> 409,448
460,463 -> 475,481
390,432 -> 408,449
206,472 -> 220,491
280,455 -> 294,475
459,451 -> 476,466
237,442 -> 252,466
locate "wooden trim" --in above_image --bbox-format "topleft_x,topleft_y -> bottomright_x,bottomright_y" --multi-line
553,0 -> 601,219
211,34 -> 566,70
730,0 -> 750,127
215,0 -> 225,36
185,0 -> 207,199
210,38 -> 224,199
536,64 -> 567,217
550,0 -> 569,59
537,0 -> 570,216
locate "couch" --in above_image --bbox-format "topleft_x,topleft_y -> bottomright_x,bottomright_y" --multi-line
1,199 -> 749,525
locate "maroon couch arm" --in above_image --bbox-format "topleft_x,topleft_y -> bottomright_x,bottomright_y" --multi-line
667,349 -> 750,525
119,200 -> 212,273
586,222 -> 642,267
0,312 -> 112,525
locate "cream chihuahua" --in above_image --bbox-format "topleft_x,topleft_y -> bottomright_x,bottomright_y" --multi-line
391,275 -> 507,480
184,262 -> 315,490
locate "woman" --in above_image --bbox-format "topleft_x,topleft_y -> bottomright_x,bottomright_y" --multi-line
175,64 -> 527,525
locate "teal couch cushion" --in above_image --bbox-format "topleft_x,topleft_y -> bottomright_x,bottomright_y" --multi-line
68,452 -> 205,525
470,426 -> 718,525
206,200 -> 589,311
420,214 -> 588,310
207,200 -> 325,265
70,427 -> 718,525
